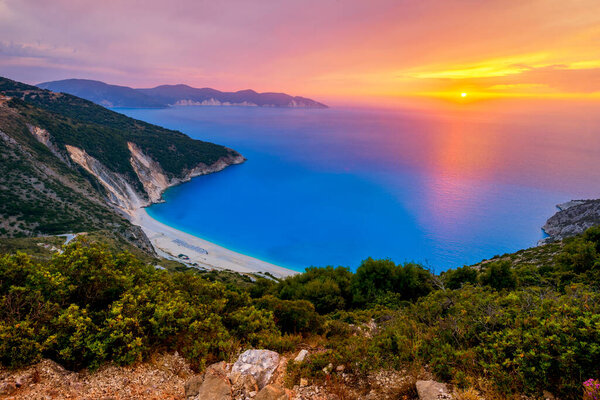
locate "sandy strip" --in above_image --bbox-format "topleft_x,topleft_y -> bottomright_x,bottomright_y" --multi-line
131,208 -> 297,278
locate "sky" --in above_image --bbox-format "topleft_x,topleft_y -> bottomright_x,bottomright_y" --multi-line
1,0 -> 600,105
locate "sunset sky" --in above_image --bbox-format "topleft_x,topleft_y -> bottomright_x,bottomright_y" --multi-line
1,0 -> 599,104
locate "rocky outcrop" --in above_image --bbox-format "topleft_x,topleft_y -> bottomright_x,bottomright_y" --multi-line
127,142 -> 170,203
66,141 -> 244,217
231,350 -> 281,390
28,125 -> 71,165
65,145 -> 146,213
540,199 -> 600,244
185,350 -> 288,400
128,141 -> 245,206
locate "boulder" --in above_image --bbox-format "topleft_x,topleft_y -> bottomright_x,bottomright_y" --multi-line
184,375 -> 203,399
255,384 -> 289,400
416,380 -> 453,400
231,349 -> 280,389
194,371 -> 231,400
293,349 -> 308,363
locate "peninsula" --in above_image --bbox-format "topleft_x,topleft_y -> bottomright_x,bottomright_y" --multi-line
37,79 -> 328,109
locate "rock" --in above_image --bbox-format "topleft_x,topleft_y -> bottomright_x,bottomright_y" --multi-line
231,372 -> 259,398
0,381 -> 16,395
294,350 -> 309,363
184,375 -> 203,399
541,199 -> 600,243
206,361 -> 230,376
416,380 -> 452,400
299,378 -> 308,387
194,371 -> 231,400
335,364 -> 345,372
231,350 -> 280,389
255,384 -> 289,400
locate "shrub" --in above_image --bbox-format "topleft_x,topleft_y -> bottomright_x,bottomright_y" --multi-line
255,295 -> 324,335
479,260 -> 516,290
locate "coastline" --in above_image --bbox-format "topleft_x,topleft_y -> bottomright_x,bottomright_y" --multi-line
131,207 -> 298,278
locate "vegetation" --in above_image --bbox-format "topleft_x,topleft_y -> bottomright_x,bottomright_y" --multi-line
2,228 -> 599,398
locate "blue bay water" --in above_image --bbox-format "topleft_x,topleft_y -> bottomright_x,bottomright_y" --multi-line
120,105 -> 600,272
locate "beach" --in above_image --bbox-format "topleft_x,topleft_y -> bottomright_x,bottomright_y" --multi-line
132,208 -> 297,278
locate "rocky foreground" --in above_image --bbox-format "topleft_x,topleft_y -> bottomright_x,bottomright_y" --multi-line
0,349 -> 456,400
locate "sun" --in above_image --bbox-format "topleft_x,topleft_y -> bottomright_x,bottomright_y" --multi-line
461,92 -> 467,97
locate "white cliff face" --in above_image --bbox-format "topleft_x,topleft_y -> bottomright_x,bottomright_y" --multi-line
173,98 -> 258,107
65,145 -> 146,214
128,142 -> 170,203
66,141 -> 245,216
128,141 -> 245,203
28,125 -> 70,164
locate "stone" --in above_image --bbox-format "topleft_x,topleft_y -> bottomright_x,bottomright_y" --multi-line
254,384 -> 289,400
0,382 -> 16,395
206,361 -> 230,376
195,372 -> 231,400
231,372 -> 259,398
293,350 -> 308,363
184,375 -> 203,399
231,350 -> 280,389
299,378 -> 308,387
335,364 -> 345,372
416,380 -> 452,400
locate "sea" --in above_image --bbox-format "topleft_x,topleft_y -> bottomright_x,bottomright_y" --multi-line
120,102 -> 600,272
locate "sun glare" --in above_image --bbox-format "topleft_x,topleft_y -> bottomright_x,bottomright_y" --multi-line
461,92 -> 467,97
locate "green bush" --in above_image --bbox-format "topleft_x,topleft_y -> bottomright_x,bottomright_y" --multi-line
255,295 -> 324,335
0,241 -> 288,370
351,258 -> 433,306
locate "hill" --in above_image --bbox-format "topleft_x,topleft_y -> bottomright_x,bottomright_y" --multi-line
38,79 -> 328,109
0,226 -> 599,399
36,79 -> 164,108
0,76 -> 243,246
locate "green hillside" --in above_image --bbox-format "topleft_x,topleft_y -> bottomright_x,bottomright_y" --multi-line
0,77 -> 238,183
1,228 -> 598,399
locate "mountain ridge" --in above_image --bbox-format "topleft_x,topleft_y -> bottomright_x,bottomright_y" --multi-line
38,78 -> 328,109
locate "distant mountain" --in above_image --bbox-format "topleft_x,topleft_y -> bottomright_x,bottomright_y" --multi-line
38,79 -> 328,109
37,79 -> 165,108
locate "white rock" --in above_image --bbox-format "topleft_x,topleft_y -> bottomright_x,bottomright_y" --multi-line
231,350 -> 280,389
294,350 -> 308,363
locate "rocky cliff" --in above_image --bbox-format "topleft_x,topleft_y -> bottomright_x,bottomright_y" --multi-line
540,199 -> 600,244
0,75 -> 245,254
63,140 -> 244,215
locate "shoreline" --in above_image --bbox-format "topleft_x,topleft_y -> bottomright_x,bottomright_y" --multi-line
131,207 -> 298,278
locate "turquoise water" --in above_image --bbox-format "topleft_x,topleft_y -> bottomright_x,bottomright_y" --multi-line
120,105 -> 600,272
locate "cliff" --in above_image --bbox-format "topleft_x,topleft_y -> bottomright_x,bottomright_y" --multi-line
0,76 -> 244,251
540,199 -> 600,244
